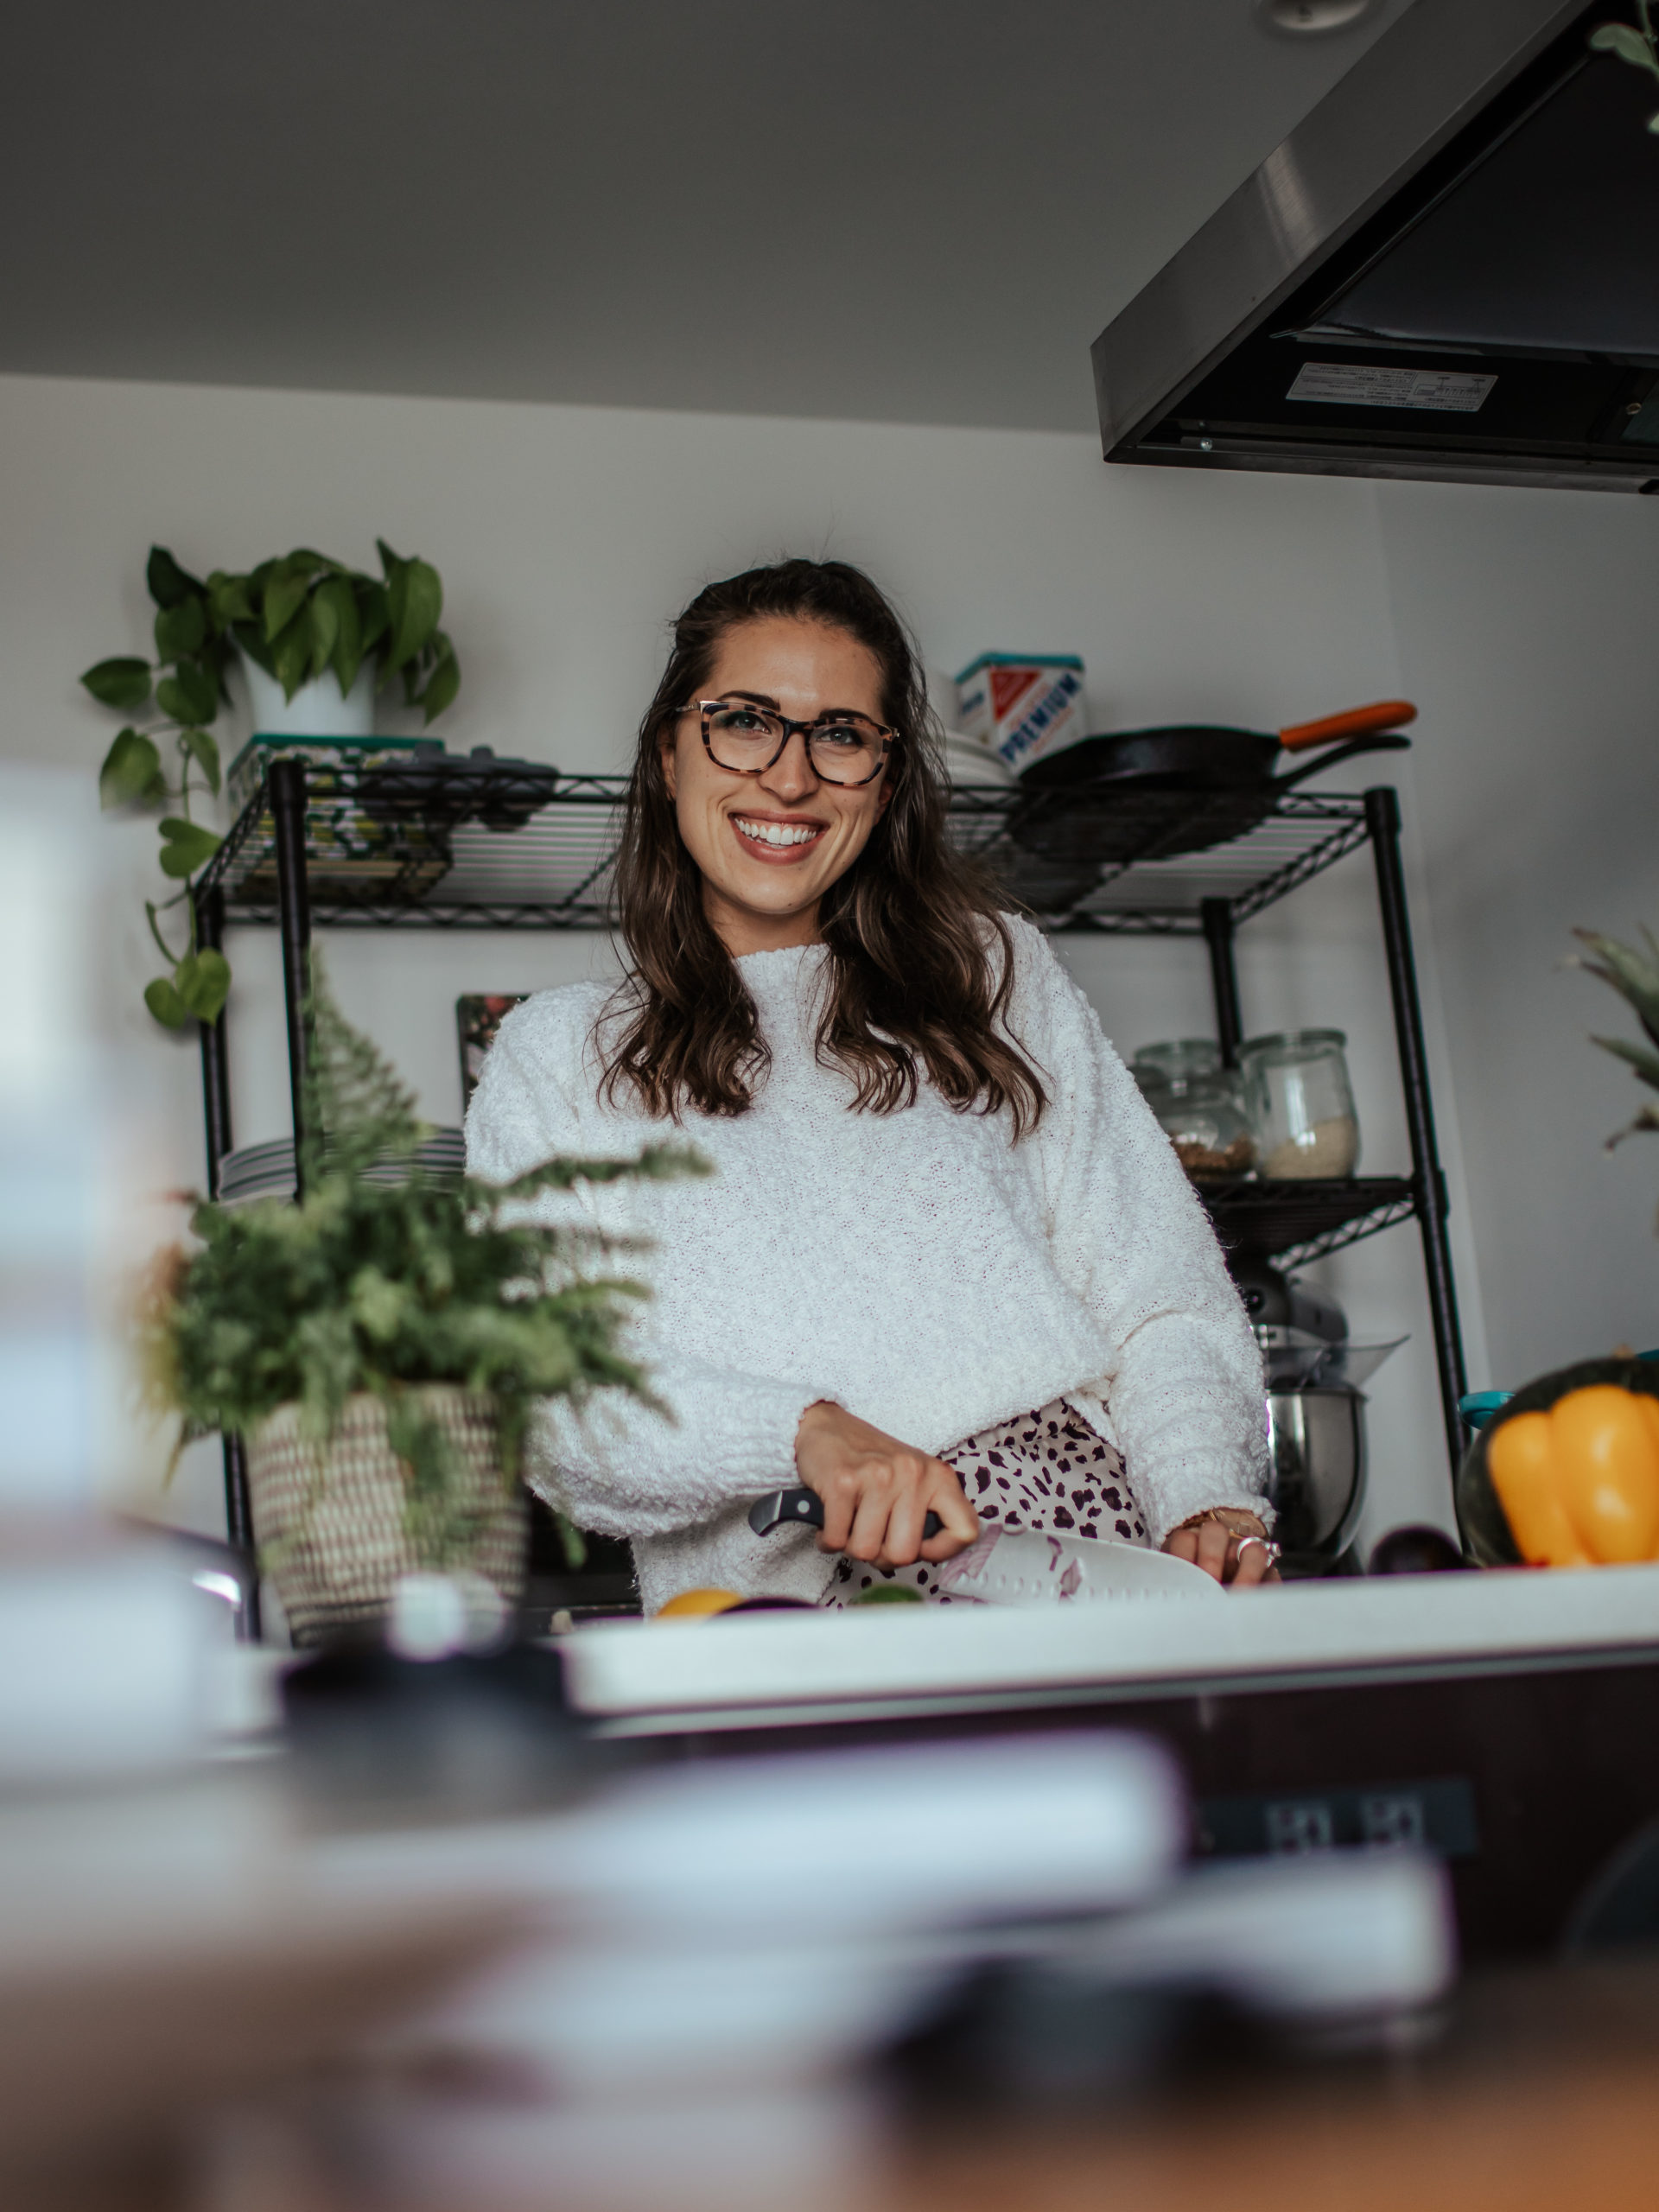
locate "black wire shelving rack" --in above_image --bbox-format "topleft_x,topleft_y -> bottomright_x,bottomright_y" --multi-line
192,761 -> 1466,1615
200,766 -> 1376,935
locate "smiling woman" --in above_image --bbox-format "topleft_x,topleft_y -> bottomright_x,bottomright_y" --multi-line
601,563 -> 1048,1135
465,560 -> 1276,1612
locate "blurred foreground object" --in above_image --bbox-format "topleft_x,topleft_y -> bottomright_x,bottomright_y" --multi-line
896,1849 -> 1455,2112
0,772 -> 526,2190
0,768 -> 105,1516
302,1732 -> 1453,2209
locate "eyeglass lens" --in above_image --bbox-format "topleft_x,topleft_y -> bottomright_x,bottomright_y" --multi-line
705,704 -> 884,785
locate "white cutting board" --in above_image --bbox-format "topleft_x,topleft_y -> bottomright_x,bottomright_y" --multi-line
937,1525 -> 1223,1605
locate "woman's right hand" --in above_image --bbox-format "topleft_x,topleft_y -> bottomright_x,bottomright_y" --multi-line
794,1401 -> 979,1569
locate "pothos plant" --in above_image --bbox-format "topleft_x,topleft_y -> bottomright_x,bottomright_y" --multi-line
83,542 -> 461,1031
137,965 -> 705,1568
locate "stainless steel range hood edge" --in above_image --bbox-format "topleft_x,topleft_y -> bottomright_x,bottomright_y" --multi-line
1091,0 -> 1589,467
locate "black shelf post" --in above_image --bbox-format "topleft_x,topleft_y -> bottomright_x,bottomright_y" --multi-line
192,881 -> 261,1642
1201,898 -> 1244,1066
270,761 -> 315,1199
1365,785 -> 1467,1484
194,884 -> 233,1197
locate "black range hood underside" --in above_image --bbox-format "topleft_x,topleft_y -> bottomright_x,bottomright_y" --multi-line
1093,0 -> 1659,492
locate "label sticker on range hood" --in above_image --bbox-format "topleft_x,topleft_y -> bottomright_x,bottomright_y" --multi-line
1287,362 -> 1497,412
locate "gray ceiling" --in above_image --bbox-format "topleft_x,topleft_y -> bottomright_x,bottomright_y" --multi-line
1,0 -> 1413,433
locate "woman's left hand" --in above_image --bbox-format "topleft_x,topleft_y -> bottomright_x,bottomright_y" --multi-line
1162,1511 -> 1280,1587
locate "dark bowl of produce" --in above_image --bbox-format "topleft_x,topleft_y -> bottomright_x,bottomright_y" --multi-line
1455,1353 -> 1659,1567
1368,1525 -> 1466,1575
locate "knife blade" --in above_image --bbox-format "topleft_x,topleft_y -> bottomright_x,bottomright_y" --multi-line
937,1524 -> 1223,1605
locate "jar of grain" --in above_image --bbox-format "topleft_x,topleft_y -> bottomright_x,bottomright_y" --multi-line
1239,1029 -> 1360,1180
1131,1039 -> 1256,1183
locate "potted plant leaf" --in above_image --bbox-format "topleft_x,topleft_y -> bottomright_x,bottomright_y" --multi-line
137,969 -> 702,1644
84,542 -> 461,1030
1573,925 -> 1659,1168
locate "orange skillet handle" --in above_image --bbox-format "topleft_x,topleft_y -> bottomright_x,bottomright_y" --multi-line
1278,700 -> 1419,752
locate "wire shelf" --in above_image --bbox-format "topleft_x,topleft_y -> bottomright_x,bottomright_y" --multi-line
1199,1176 -> 1419,1268
198,766 -> 1373,933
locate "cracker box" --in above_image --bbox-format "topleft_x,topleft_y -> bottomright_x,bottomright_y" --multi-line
954,653 -> 1086,773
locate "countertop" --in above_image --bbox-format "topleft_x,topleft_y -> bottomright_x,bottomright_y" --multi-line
561,1560 -> 1659,1733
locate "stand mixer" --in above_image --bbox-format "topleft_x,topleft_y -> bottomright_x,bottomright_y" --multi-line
1230,1258 -> 1405,1576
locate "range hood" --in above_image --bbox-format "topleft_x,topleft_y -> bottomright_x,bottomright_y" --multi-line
1093,0 -> 1659,491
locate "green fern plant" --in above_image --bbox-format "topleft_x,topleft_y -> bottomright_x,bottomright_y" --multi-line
137,966 -> 705,1567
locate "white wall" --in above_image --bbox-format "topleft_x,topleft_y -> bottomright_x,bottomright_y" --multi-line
0,372 -> 1492,1550
1376,481 -> 1659,1382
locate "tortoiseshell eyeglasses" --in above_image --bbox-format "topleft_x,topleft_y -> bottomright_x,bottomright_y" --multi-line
683,698 -> 895,787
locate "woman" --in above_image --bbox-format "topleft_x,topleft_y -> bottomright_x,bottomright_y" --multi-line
466,559 -> 1276,1611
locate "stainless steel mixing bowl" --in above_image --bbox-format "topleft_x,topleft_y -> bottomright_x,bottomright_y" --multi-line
1266,1385 -> 1367,1568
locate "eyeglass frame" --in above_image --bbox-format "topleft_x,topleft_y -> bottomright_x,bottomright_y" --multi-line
682,697 -> 897,788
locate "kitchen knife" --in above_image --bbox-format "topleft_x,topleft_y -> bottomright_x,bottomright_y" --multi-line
747,1487 -> 943,1540
746,1492 -> 1218,1605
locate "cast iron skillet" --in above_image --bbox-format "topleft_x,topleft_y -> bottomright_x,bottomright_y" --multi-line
1008,701 -> 1416,868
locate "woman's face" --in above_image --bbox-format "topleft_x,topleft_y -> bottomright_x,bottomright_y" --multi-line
662,616 -> 893,957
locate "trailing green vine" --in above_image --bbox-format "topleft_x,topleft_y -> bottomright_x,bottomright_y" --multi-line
1591,4 -> 1659,130
84,542 -> 460,1031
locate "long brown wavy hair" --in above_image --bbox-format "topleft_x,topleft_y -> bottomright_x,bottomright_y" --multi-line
600,559 -> 1047,1135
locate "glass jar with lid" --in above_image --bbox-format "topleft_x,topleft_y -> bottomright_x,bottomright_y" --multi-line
1239,1028 -> 1360,1180
1130,1039 -> 1256,1183
1132,1039 -> 1221,1088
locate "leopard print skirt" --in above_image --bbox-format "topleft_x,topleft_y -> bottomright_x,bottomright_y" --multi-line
821,1397 -> 1149,1607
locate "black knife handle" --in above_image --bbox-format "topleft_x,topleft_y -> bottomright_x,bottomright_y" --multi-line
747,1487 -> 941,1540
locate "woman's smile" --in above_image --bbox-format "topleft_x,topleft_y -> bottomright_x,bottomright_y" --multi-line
728,810 -> 828,860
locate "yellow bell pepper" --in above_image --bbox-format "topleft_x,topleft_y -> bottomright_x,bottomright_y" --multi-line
1487,1411 -> 1592,1567
1488,1385 -> 1659,1567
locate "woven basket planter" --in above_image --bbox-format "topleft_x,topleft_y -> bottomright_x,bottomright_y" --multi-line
246,1389 -> 528,1646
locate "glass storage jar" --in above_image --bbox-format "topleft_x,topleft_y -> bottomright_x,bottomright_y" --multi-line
1239,1028 -> 1360,1180
1133,1039 -> 1222,1084
1131,1039 -> 1256,1182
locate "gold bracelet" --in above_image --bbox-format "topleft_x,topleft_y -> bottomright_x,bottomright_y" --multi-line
1173,1507 -> 1267,1540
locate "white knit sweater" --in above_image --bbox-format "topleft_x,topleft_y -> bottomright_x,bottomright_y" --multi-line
464,919 -> 1271,1611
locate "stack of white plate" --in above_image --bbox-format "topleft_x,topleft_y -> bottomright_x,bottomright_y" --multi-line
940,733 -> 1014,788
215,1128 -> 466,1206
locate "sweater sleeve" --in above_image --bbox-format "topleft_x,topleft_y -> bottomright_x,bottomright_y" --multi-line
463,996 -> 830,1539
1005,921 -> 1272,1544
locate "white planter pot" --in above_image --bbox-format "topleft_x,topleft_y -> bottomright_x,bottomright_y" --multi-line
245,1389 -> 528,1647
237,647 -> 378,737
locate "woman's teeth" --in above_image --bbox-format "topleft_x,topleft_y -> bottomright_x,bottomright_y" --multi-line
734,816 -> 820,848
